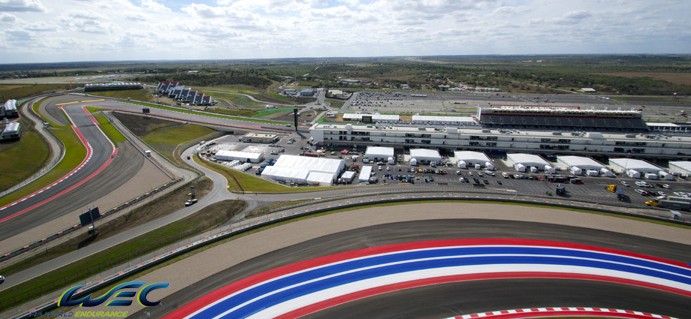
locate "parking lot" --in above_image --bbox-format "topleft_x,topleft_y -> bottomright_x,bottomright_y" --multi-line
203,132 -> 691,214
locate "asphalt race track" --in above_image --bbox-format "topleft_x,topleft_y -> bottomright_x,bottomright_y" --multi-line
134,219 -> 691,319
0,97 -> 143,240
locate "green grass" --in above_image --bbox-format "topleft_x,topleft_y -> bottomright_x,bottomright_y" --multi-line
0,130 -> 51,192
125,100 -> 287,125
86,89 -> 156,103
0,84 -> 80,100
194,155 -> 337,193
254,107 -> 293,118
0,111 -> 86,207
141,123 -> 217,164
0,199 -> 246,313
89,110 -> 126,145
211,92 -> 266,108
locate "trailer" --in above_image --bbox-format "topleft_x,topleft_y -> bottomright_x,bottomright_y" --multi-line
645,199 -> 691,211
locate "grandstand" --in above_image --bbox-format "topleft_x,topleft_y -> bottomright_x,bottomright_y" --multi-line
155,81 -> 215,106
479,106 -> 648,132
84,82 -> 142,92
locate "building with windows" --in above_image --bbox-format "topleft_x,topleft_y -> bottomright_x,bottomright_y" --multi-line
84,82 -> 142,92
309,123 -> 691,159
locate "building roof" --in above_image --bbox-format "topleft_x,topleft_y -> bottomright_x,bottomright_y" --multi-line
3,122 -> 20,133
261,166 -> 309,181
410,148 -> 441,159
669,161 -> 691,171
273,155 -> 344,174
507,153 -> 549,166
365,146 -> 394,158
411,115 -> 477,125
342,113 -> 400,121
454,151 -> 490,163
306,171 -> 335,184
609,158 -> 661,172
557,156 -> 604,169
215,150 -> 263,160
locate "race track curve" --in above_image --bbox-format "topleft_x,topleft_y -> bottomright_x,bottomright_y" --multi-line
0,96 -> 142,240
133,216 -> 691,319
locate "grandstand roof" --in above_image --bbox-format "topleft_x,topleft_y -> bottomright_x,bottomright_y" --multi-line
411,115 -> 476,124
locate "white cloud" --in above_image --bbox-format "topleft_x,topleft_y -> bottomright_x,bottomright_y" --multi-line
0,0 -> 689,63
0,0 -> 44,12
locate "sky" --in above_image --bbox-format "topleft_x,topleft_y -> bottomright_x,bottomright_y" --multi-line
0,0 -> 689,64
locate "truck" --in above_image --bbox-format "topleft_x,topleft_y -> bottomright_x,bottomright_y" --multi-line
645,199 -> 691,211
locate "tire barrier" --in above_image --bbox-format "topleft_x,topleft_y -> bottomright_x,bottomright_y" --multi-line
0,179 -> 183,264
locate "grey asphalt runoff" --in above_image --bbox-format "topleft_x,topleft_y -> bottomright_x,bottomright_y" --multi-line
0,98 -> 144,240
132,219 -> 691,319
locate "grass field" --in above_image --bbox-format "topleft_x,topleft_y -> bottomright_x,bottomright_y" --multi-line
86,89 -> 156,102
0,198 -> 246,313
211,92 -> 266,108
113,112 -> 221,167
89,110 -> 126,145
0,102 -> 87,207
0,129 -> 51,192
600,72 -> 691,86
125,100 -> 287,125
0,84 -> 79,100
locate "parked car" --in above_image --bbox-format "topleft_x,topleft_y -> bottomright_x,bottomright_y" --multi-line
634,189 -> 651,196
0,275 -> 5,285
620,180 -> 630,187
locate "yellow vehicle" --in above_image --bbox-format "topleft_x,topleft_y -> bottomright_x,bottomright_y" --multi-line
606,184 -> 617,193
645,199 -> 659,207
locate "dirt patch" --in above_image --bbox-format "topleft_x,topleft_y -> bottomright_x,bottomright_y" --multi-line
600,72 -> 691,86
112,112 -> 180,136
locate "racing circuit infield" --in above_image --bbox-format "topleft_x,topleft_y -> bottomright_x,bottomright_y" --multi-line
124,203 -> 691,319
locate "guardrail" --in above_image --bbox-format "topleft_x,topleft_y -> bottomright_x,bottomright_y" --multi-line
0,179 -> 183,265
9,190 -> 688,319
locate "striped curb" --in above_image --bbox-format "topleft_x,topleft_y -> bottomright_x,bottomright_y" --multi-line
451,306 -> 678,319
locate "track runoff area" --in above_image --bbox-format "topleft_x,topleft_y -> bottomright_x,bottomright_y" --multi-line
165,238 -> 690,319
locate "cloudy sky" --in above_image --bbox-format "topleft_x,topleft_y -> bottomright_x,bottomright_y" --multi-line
0,0 -> 689,63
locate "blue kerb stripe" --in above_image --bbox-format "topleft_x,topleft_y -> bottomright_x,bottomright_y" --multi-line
191,246 -> 689,319
217,256 -> 690,319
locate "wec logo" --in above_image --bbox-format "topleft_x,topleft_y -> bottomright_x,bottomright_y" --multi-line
58,281 -> 169,307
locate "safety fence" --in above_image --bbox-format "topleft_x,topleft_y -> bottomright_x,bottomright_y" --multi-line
0,179 -> 183,265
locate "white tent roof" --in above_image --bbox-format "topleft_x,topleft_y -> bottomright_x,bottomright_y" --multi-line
215,150 -> 262,160
341,171 -> 356,179
557,156 -> 604,170
359,165 -> 373,181
365,146 -> 394,158
507,153 -> 549,166
669,161 -> 691,171
454,151 -> 490,163
410,148 -> 441,160
306,171 -> 335,184
261,166 -> 309,181
273,155 -> 344,174
609,158 -> 661,172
